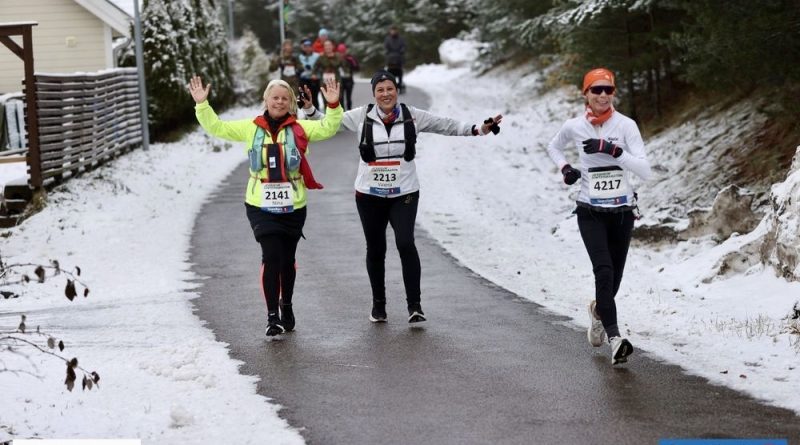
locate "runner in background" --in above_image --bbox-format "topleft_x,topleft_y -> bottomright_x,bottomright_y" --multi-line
313,40 -> 344,108
384,25 -> 406,93
269,39 -> 302,94
312,28 -> 330,54
299,39 -> 321,110
337,43 -> 360,110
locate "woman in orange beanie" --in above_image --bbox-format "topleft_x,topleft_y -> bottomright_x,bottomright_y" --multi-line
546,67 -> 652,365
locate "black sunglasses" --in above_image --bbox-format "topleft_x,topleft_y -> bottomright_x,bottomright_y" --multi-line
588,85 -> 615,95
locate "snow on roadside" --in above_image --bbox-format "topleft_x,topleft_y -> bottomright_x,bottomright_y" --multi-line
0,106 -> 305,444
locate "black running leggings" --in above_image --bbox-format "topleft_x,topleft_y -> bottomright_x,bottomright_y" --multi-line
355,191 -> 420,307
258,234 -> 301,315
576,206 -> 635,338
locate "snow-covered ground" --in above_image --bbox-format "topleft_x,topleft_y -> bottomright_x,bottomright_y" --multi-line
1,41 -> 799,443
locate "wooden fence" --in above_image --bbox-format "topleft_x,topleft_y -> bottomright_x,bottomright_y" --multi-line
30,68 -> 143,187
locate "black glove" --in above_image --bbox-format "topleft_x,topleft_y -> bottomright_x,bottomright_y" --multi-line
582,138 -> 622,158
561,164 -> 581,185
483,117 -> 500,135
296,89 -> 308,109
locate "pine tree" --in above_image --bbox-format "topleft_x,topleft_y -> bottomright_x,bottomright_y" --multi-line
190,0 -> 235,108
671,0 -> 800,92
141,0 -> 189,135
231,28 -> 274,103
134,0 -> 233,139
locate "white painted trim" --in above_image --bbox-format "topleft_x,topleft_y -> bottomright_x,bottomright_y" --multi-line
104,25 -> 113,67
73,0 -> 132,37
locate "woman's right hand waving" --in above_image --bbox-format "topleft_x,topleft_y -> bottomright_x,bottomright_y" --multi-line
188,75 -> 211,104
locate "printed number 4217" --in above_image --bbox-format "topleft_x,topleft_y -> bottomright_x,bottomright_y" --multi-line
593,180 -> 621,191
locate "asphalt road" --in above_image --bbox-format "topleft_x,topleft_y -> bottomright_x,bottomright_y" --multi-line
190,83 -> 800,444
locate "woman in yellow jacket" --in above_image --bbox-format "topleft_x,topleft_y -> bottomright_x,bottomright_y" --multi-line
189,75 -> 343,337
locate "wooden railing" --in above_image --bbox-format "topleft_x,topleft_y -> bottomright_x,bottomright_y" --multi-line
30,68 -> 143,187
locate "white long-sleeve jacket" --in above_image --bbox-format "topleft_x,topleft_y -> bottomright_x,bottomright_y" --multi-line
547,111 -> 651,208
339,104 -> 474,198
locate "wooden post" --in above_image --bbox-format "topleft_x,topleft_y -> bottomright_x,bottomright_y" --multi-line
22,26 -> 41,189
0,22 -> 40,188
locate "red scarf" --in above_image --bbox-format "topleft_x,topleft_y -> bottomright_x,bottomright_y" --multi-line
379,106 -> 399,125
585,105 -> 614,126
253,115 -> 324,190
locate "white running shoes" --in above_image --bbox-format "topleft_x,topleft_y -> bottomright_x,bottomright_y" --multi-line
587,300 -> 606,347
609,336 -> 634,365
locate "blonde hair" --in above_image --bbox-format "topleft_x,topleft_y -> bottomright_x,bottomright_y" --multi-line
263,79 -> 297,115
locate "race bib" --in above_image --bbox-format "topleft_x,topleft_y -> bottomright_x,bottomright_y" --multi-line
282,65 -> 296,77
261,182 -> 294,213
367,161 -> 401,195
587,166 -> 630,205
322,72 -> 336,83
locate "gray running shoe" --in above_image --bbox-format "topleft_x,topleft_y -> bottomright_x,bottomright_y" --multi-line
587,301 -> 606,347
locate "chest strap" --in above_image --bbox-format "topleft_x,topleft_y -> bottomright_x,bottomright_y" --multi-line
359,103 -> 416,163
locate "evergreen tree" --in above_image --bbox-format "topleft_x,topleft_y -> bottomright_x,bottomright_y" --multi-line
140,0 -> 188,135
470,0 -> 555,60
329,0 -> 469,71
328,0 -> 393,70
127,0 -> 233,139
288,0 -> 332,43
671,0 -> 800,92
555,0 -> 684,121
230,28 -> 274,103
190,0 -> 235,108
233,0 -> 282,52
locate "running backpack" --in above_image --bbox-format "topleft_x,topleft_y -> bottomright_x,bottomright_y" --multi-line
358,103 -> 416,163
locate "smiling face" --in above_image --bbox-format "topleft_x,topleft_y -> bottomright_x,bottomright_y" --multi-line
264,84 -> 295,118
584,79 -> 614,115
323,40 -> 335,56
373,80 -> 398,113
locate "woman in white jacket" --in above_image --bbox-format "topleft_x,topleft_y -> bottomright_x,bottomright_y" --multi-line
546,68 -> 651,365
338,70 -> 502,324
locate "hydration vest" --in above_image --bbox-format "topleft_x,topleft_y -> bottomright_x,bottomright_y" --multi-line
358,103 -> 416,163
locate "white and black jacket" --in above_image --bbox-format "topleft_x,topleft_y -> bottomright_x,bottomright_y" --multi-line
339,104 -> 474,198
547,110 -> 651,208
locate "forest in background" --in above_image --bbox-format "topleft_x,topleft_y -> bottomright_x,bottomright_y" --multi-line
127,0 -> 800,182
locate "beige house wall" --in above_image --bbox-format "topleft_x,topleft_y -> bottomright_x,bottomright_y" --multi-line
0,0 -> 114,93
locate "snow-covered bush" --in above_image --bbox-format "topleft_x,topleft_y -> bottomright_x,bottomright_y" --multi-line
229,29 -> 274,105
120,0 -> 234,139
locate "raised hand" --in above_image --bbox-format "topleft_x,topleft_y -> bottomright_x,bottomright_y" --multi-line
320,77 -> 341,105
481,114 -> 503,135
188,75 -> 211,104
